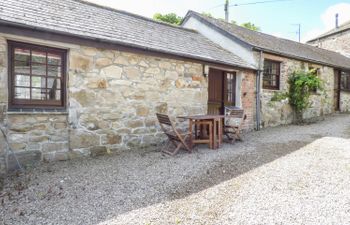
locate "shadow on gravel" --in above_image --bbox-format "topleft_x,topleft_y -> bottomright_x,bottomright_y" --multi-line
168,141 -> 309,200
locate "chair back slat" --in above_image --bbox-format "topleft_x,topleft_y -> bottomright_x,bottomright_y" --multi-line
225,109 -> 244,118
156,113 -> 172,126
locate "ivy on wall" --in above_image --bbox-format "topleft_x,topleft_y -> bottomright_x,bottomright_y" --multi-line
270,69 -> 324,123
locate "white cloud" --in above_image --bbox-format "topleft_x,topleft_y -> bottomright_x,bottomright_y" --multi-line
303,3 -> 350,43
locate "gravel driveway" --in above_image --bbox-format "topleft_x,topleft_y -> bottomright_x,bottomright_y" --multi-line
1,114 -> 350,225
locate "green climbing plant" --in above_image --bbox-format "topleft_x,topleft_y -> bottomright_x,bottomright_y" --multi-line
288,69 -> 323,122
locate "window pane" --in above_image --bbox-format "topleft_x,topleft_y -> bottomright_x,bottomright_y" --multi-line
48,65 -> 61,77
32,88 -> 46,100
32,51 -> 46,64
47,77 -> 58,89
55,91 -> 61,100
14,60 -> 30,74
15,75 -> 30,87
32,63 -> 47,76
32,76 -> 46,88
15,87 -> 30,99
14,48 -> 30,62
48,53 -> 62,65
47,89 -> 60,100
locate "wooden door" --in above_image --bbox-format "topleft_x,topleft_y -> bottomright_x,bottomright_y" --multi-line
208,68 -> 236,115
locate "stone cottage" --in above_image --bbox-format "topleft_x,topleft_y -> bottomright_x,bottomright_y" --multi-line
182,11 -> 350,128
307,18 -> 350,58
0,0 -> 257,172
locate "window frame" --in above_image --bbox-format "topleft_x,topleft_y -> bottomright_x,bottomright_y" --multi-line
8,41 -> 67,110
263,59 -> 281,90
340,70 -> 350,92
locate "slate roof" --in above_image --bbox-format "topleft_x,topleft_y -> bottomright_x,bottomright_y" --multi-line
0,0 -> 255,69
183,11 -> 350,70
307,20 -> 350,42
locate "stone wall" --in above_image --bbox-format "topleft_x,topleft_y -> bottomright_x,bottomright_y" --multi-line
308,30 -> 350,57
259,52 -> 335,127
340,91 -> 350,112
68,46 -> 208,156
240,70 -> 256,131
0,37 -> 8,176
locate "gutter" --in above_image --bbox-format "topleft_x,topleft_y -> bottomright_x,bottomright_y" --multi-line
256,51 -> 263,131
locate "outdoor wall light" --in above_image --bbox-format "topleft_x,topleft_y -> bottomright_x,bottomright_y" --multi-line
203,65 -> 209,77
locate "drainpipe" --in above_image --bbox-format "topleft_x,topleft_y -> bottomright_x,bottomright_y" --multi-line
256,51 -> 263,131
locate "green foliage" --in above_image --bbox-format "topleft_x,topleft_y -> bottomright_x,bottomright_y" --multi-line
153,13 -> 183,25
270,92 -> 289,102
241,22 -> 261,31
288,69 -> 323,119
201,12 -> 213,18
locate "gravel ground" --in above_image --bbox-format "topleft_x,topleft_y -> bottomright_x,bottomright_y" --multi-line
1,114 -> 350,225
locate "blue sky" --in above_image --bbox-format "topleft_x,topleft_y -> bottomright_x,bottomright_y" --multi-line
87,0 -> 350,42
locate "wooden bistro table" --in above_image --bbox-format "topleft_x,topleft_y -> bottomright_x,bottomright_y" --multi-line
178,115 -> 225,150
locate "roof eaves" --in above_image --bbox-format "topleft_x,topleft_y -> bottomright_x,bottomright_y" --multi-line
252,46 -> 350,70
183,11 -> 253,51
0,20 -> 256,71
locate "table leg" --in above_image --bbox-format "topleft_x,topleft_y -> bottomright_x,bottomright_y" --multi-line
213,118 -> 217,149
219,118 -> 223,146
189,119 -> 193,149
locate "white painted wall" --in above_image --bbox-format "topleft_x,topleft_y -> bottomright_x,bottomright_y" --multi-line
182,17 -> 258,67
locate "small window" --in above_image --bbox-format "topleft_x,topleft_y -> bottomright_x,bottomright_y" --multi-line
8,41 -> 66,109
341,71 -> 350,91
263,59 -> 280,90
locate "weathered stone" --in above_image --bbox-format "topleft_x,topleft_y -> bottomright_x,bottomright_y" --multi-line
105,133 -> 122,145
29,136 -> 49,143
87,78 -> 108,89
145,67 -> 161,74
81,47 -> 98,56
114,56 -> 129,65
124,66 -> 141,80
53,122 -> 67,129
159,61 -> 172,69
90,146 -> 108,157
136,105 -> 149,116
165,71 -> 179,80
95,57 -> 112,68
101,65 -> 122,79
9,143 -> 26,151
70,130 -> 100,149
9,124 -> 31,132
70,54 -> 93,72
71,89 -> 96,107
127,120 -> 144,128
42,142 -> 68,153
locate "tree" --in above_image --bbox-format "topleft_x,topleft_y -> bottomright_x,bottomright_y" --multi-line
153,13 -> 183,25
200,13 -> 260,31
240,22 -> 261,31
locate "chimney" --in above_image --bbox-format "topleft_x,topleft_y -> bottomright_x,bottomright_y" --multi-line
336,13 -> 339,29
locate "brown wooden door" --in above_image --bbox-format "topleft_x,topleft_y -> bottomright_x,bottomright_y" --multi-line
208,68 -> 236,115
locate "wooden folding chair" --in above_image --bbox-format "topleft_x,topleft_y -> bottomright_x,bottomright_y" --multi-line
224,108 -> 245,143
156,113 -> 191,155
